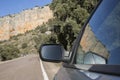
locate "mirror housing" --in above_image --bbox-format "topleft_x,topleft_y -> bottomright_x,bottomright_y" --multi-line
39,44 -> 64,63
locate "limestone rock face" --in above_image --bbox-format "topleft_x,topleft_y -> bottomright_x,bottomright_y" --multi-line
0,6 -> 53,41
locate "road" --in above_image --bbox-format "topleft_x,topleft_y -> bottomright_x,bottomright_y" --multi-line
0,54 -> 60,80
43,62 -> 61,80
0,54 -> 43,80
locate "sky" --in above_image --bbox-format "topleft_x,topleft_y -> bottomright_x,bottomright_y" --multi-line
0,0 -> 52,17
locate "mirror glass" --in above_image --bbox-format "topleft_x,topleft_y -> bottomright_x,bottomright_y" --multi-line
84,52 -> 106,64
40,44 -> 63,61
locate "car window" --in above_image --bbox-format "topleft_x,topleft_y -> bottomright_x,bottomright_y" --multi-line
76,0 -> 120,65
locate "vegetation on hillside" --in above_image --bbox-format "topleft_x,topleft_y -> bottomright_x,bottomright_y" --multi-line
0,44 -> 20,61
47,0 -> 99,50
0,0 -> 99,61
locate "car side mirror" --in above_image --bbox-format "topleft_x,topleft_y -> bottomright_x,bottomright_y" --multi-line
39,44 -> 64,62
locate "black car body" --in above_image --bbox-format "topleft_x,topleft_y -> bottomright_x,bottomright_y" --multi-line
39,0 -> 120,80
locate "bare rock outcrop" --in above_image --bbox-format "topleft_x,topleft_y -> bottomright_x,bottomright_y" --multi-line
0,6 -> 53,41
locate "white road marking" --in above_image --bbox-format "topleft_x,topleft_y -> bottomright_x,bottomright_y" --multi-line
40,60 -> 49,80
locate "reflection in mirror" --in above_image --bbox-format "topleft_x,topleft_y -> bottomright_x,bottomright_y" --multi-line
40,44 -> 63,62
84,52 -> 106,64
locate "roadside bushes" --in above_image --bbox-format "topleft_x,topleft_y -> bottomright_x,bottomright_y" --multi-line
0,44 -> 20,61
22,43 -> 28,49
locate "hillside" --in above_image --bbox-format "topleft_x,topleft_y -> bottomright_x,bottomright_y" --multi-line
0,0 -> 99,61
0,6 -> 53,41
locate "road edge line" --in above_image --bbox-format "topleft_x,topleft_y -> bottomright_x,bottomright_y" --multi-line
40,59 -> 49,80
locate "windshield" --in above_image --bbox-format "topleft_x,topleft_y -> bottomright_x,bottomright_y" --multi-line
76,0 -> 120,65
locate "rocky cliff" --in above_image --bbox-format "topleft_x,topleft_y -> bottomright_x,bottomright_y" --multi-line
0,6 -> 53,41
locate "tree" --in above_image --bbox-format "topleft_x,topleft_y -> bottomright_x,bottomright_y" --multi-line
49,0 -> 99,50
72,5 -> 89,24
77,0 -> 99,13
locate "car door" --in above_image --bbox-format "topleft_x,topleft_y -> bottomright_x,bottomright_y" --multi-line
54,0 -> 120,80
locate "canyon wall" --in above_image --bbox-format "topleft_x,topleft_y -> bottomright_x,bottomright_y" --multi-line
0,6 -> 53,41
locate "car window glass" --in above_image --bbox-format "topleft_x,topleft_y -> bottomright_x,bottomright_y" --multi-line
76,0 -> 120,65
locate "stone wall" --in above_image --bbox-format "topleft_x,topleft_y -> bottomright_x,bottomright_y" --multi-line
0,6 -> 53,41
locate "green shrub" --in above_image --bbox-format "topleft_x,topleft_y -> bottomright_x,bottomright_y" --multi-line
35,24 -> 48,33
22,43 -> 28,49
10,36 -> 18,40
0,44 -> 20,61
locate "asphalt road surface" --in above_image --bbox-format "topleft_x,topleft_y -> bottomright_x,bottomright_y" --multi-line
43,62 -> 61,80
0,54 -> 43,80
